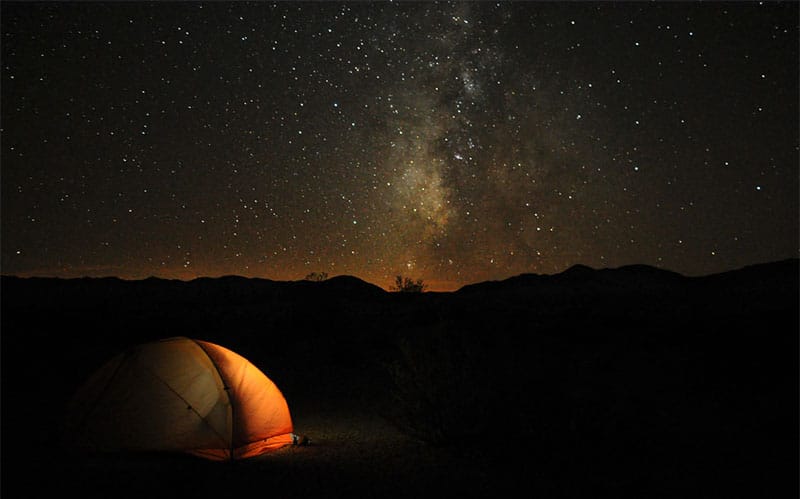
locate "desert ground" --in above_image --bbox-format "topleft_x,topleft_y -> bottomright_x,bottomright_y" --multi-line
2,260 -> 797,498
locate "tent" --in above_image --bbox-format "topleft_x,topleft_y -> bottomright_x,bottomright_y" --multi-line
64,336 -> 294,461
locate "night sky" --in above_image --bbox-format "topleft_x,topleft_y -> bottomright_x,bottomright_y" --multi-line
2,2 -> 797,291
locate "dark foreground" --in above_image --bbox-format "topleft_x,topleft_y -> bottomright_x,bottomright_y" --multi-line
2,260 -> 798,498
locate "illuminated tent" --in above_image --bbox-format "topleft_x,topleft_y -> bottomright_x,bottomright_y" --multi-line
64,337 -> 294,461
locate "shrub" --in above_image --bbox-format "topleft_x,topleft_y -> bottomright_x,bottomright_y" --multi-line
379,323 -> 500,445
304,272 -> 328,282
391,275 -> 426,293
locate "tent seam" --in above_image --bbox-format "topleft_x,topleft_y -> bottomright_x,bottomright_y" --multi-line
189,338 -> 236,461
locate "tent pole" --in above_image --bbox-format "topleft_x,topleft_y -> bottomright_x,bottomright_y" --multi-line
190,338 -> 237,462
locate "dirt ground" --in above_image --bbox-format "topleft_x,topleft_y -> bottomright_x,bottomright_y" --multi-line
10,398 -> 789,499
6,354 -> 790,499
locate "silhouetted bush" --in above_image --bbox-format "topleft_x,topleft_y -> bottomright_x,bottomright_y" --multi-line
380,321 -> 507,445
304,271 -> 328,282
391,275 -> 426,293
376,308 -> 694,450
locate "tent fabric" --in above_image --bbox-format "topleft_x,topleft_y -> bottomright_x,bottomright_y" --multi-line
65,337 -> 294,461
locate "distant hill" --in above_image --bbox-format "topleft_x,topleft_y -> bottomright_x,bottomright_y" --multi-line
5,259 -> 795,305
456,259 -> 796,295
3,259 -> 795,348
0,272 -> 387,311
456,262 -> 682,293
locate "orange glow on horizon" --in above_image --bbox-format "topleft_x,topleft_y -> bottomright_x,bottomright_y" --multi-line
4,264 -> 471,292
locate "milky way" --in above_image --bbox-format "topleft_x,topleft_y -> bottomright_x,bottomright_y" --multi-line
2,2 -> 797,290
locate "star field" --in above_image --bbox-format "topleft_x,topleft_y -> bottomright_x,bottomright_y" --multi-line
2,2 -> 798,290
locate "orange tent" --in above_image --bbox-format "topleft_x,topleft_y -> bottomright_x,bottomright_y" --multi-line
64,337 -> 294,460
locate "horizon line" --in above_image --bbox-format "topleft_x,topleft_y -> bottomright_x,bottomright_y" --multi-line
3,257 -> 797,292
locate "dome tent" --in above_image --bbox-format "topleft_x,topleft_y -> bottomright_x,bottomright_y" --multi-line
64,337 -> 294,461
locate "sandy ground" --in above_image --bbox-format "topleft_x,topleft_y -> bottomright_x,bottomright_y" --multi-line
3,334 -> 793,499
8,355 -> 787,499
14,397 -> 786,499
12,397 -> 521,498
2,354 -> 608,498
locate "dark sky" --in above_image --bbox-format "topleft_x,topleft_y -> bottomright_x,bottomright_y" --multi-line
2,1 -> 798,291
